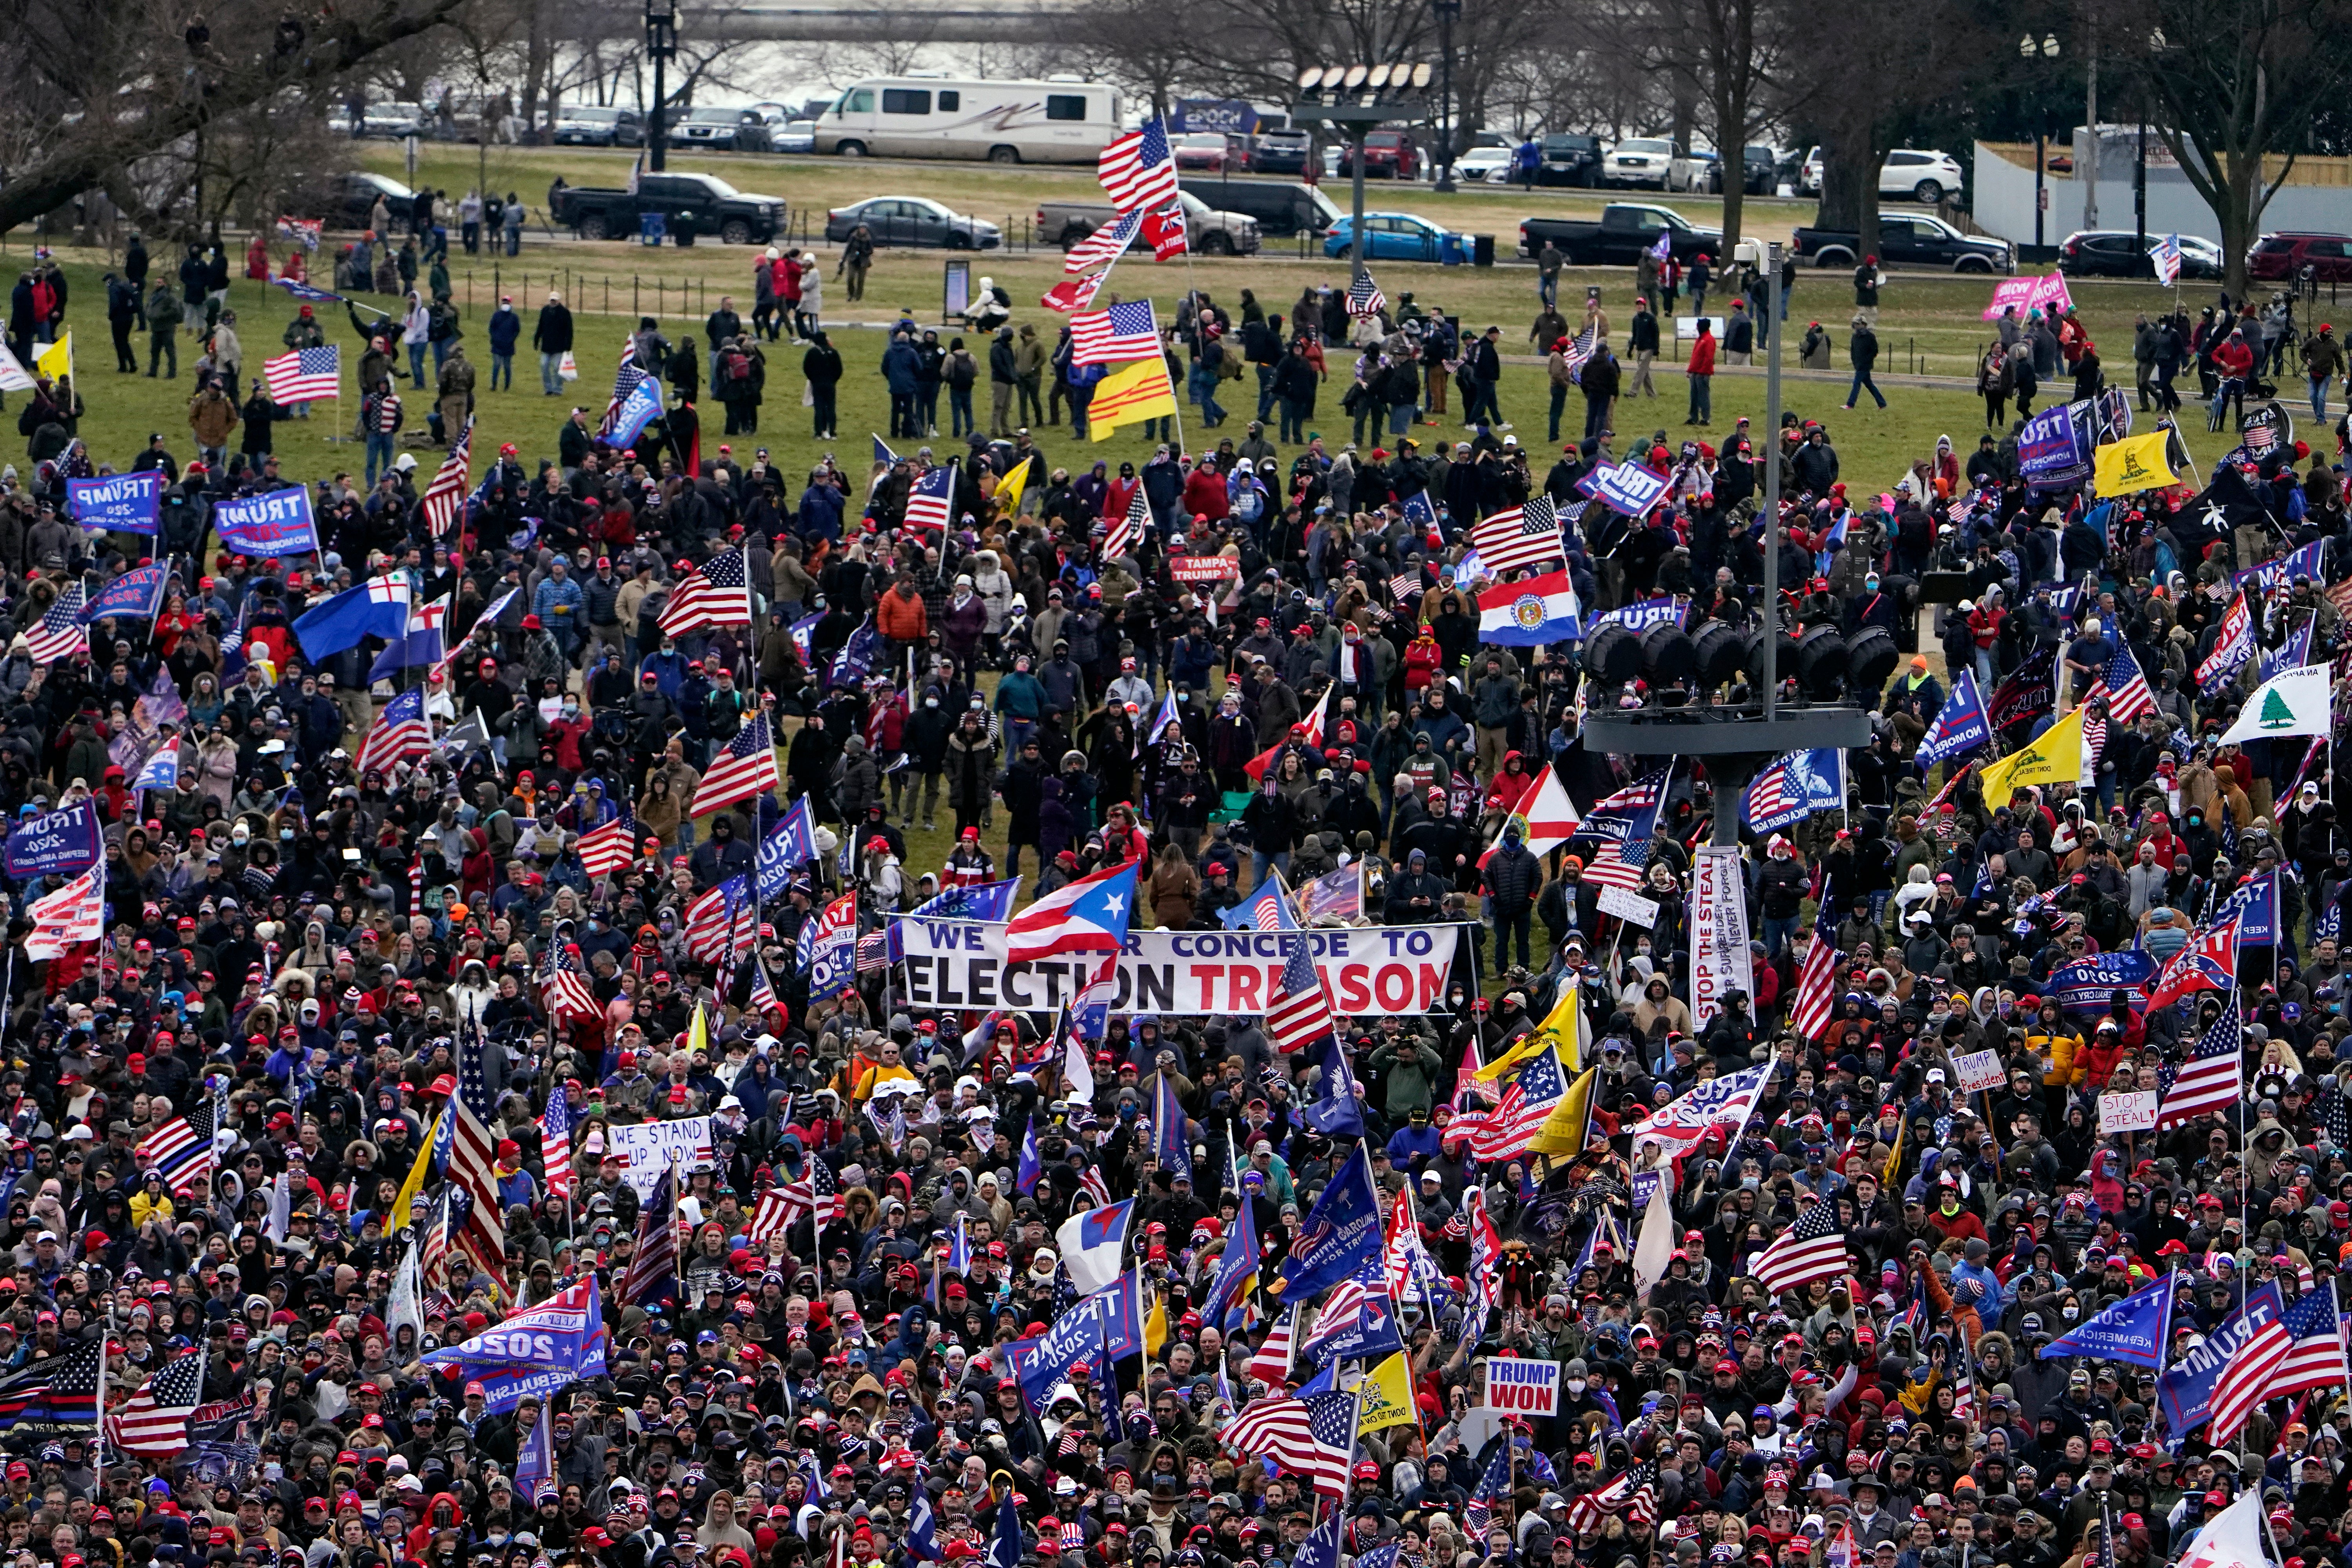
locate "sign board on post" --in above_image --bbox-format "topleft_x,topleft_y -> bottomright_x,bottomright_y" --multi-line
1174,98 -> 1258,135
2098,1091 -> 2159,1135
1481,1357 -> 1560,1417
1597,884 -> 1661,928
604,1116 -> 717,1195
1689,845 -> 1753,1034
1675,316 -> 1728,341
943,259 -> 972,322
1950,1050 -> 2006,1094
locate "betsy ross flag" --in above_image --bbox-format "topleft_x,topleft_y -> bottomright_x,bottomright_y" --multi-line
696,715 -> 780,817
0,1339 -> 103,1435
2158,1005 -> 2244,1127
2270,1279 -> 2348,1397
1105,485 -> 1147,561
1064,211 -> 1141,274
577,804 -> 639,881
1220,1388 -> 1358,1498
23,582 -> 87,665
1470,495 -> 1565,575
421,416 -> 474,536
1347,271 -> 1386,318
110,1349 -> 205,1456
1464,1042 -> 1566,1160
1098,118 -> 1180,212
1072,300 -> 1159,367
1265,936 -> 1336,1056
354,687 -> 431,777
658,549 -> 753,637
903,465 -> 956,533
263,345 -> 340,403
2085,641 -> 2157,722
1789,910 -> 1842,1042
1748,1196 -> 1848,1295
135,1097 -> 216,1199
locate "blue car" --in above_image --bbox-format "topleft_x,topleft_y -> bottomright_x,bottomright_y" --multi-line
1323,212 -> 1458,261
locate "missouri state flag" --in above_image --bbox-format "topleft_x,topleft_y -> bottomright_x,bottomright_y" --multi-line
1476,569 -> 1581,646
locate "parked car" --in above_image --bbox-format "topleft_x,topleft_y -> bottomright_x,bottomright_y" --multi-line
2248,232 -> 2352,283
1520,202 -> 1720,265
1324,211 -> 1459,260
1799,144 -> 1823,194
669,106 -> 772,152
1669,149 -> 1720,192
288,170 -> 414,228
1737,145 -> 1780,194
552,105 -> 645,146
774,119 -> 817,154
1453,142 -> 1516,183
1173,131 -> 1235,172
1252,128 -> 1314,174
1792,212 -> 2011,272
1174,177 -> 1339,239
359,101 -> 427,139
1036,189 -> 1260,254
1538,133 -> 1605,187
825,194 -> 1001,249
1880,148 -> 1963,203
1602,138 -> 1693,190
1338,131 -> 1421,179
2060,229 -> 2223,279
549,171 -> 786,244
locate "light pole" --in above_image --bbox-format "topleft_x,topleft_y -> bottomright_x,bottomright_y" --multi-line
1432,0 -> 1460,194
646,0 -> 677,172
2020,32 -> 2060,249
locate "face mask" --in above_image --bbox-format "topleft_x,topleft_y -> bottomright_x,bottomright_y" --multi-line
281,830 -> 294,842
1566,1378 -> 1586,1394
2062,1305 -> 2080,1321
231,828 -> 250,845
925,699 -> 938,709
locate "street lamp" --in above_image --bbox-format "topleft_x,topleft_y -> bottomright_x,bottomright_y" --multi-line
2020,32 -> 2060,248
646,0 -> 677,172
1432,0 -> 1460,193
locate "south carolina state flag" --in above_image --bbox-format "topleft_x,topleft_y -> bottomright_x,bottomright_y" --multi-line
1477,570 -> 1581,646
1004,860 -> 1138,963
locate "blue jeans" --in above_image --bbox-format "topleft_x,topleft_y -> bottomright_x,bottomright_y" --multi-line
1762,915 -> 1798,960
408,341 -> 428,387
491,353 -> 512,390
1189,364 -> 1226,425
366,432 -> 395,486
540,351 -> 564,394
1251,849 -> 1289,890
1281,398 -> 1308,443
1539,273 -> 1558,308
432,338 -> 452,376
2313,374 -> 2331,424
949,386 -> 974,436
1256,365 -> 1278,420
1847,368 -> 1885,408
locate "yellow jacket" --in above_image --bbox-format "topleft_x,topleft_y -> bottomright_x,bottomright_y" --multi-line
2031,1029 -> 2084,1089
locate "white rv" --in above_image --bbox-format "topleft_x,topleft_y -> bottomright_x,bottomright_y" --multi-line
814,74 -> 1122,164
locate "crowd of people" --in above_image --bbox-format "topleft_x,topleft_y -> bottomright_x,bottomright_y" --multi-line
0,208 -> 2344,1568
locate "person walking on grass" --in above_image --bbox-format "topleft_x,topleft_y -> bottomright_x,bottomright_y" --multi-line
1846,313 -> 1885,410
1686,317 -> 1716,426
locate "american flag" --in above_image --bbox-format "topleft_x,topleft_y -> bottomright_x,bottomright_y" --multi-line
1346,271 -> 1385,318
1072,301 -> 1160,367
1749,1196 -> 1848,1295
2271,1280 -> 2348,1396
1247,1301 -> 1299,1386
22,582 -> 87,666
0,1339 -> 102,1434
2158,1007 -> 2243,1127
263,344 -> 341,403
618,1162 -> 681,1308
1064,211 -> 1141,274
1220,1388 -> 1357,1497
447,1023 -> 508,1295
21,867 -> 104,962
56,440 -> 91,481
1790,910 -> 1841,1043
110,1348 -> 205,1456
421,416 -> 473,537
685,875 -> 753,965
1464,1042 -> 1566,1161
1576,770 -> 1667,891
1143,205 -> 1187,261
2084,642 -> 2157,722
659,549 -> 753,637
135,1097 -> 216,1200
577,804 -> 638,881
1265,936 -> 1336,1055
355,687 -> 430,777
420,1184 -> 453,1293
1470,495 -> 1565,575
1079,1165 -> 1111,1207
1563,1459 -> 1659,1533
603,356 -> 648,436
746,1187 -> 794,1247
903,464 -> 956,533
2209,1295 -> 2295,1442
695,715 -> 780,817
1098,118 -> 1180,212
1307,1267 -> 1385,1342
855,931 -> 891,973
1390,570 -> 1422,606
1105,485 -> 1147,562
540,1083 -> 575,1200
775,1151 -> 844,1236
541,942 -> 599,1025
1557,323 -> 1598,379
747,955 -> 781,1014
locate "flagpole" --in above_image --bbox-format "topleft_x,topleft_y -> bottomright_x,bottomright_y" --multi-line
94,1294 -> 109,1477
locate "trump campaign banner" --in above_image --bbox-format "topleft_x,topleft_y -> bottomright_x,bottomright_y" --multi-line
1982,271 -> 2074,321
1593,462 -> 1672,518
2044,951 -> 2158,1015
214,487 -> 319,557
5,799 -> 102,880
67,471 -> 162,534
894,920 -> 1464,1018
2159,1280 -> 2283,1433
417,1276 -> 608,1412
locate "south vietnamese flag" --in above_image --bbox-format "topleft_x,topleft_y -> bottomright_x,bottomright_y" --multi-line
1477,569 -> 1582,646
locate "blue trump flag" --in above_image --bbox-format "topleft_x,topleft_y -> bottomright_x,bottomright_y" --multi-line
1200,1185 -> 1260,1332
986,1483 -> 1023,1568
2214,869 -> 2281,946
1091,1270 -> 1148,1361
831,615 -> 882,687
1015,1290 -> 1105,1409
906,1490 -> 940,1562
604,377 -> 665,449
293,576 -> 411,661
1916,667 -> 1993,766
1299,1036 -> 1366,1138
67,472 -> 162,535
213,486 -> 319,557
2036,1270 -> 2178,1368
1151,1069 -> 1191,1182
1274,1143 -> 1383,1300
2158,1279 -> 2284,1434
756,796 -> 820,902
1017,1116 -> 1042,1195
416,1276 -> 607,1413
5,799 -> 101,879
1291,1512 -> 1343,1568
84,564 -> 167,623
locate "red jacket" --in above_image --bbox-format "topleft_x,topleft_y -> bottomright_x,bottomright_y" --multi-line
1181,466 -> 1228,522
2215,338 -> 2256,379
1687,332 -> 1718,376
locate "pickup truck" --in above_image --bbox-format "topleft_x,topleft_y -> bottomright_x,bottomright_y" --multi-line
1035,190 -> 1262,256
1518,202 -> 1721,266
1791,212 -> 2013,273
548,171 -> 787,245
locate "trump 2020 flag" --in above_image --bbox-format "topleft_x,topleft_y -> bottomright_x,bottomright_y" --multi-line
1055,1199 -> 1134,1295
603,376 -> 664,449
1274,1143 -> 1383,1300
2034,1270 -> 2176,1368
84,564 -> 167,622
1476,569 -> 1582,646
1916,667 -> 1993,766
132,747 -> 179,794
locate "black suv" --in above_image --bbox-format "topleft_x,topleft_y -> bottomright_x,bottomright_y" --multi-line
1538,134 -> 1603,187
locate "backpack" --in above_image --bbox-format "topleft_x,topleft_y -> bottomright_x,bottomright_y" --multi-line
947,351 -> 977,390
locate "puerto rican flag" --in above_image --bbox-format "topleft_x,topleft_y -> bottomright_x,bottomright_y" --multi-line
1004,860 -> 1139,965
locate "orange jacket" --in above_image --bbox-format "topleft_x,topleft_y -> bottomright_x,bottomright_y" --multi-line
877,585 -> 928,642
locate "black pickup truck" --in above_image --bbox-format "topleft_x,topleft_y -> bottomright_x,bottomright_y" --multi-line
1791,212 -> 2013,272
1518,202 -> 1722,266
548,171 -> 787,245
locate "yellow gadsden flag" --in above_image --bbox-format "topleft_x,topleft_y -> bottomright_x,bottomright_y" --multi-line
1088,356 -> 1177,441
2093,432 -> 2177,496
33,332 -> 71,383
1528,1063 -> 1599,1157
391,1105 -> 446,1225
993,460 -> 1030,518
1355,1351 -> 1419,1433
1976,706 -> 2085,802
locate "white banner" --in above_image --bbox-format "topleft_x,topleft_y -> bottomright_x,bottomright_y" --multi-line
2098,1091 -> 2159,1134
895,921 -> 1466,1017
1951,1049 -> 2006,1094
1597,885 -> 1660,928
606,1116 -> 716,1195
1689,845 -> 1753,1034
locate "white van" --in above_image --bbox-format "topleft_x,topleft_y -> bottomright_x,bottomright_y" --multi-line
814,75 -> 1123,164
